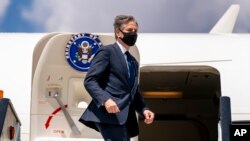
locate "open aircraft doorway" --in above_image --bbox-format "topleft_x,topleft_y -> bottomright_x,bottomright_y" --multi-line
138,65 -> 221,141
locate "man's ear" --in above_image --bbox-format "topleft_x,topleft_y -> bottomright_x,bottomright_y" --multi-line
115,28 -> 119,35
115,28 -> 122,38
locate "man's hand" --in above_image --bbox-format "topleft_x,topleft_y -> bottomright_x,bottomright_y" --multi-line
104,98 -> 120,113
143,110 -> 154,124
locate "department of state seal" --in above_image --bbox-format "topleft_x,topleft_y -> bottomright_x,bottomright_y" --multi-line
65,33 -> 102,72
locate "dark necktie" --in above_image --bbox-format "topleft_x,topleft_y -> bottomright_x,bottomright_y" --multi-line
125,51 -> 135,89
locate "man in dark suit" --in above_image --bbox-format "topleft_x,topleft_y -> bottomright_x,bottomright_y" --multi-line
79,15 -> 154,141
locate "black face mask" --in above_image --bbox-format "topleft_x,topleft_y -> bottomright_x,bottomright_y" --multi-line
119,29 -> 138,46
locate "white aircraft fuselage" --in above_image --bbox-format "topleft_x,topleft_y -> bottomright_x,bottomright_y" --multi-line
0,32 -> 250,141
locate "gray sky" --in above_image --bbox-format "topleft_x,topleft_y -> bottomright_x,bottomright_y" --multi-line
1,0 -> 250,33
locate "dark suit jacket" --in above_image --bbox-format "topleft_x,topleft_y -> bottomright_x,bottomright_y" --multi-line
79,43 -> 148,137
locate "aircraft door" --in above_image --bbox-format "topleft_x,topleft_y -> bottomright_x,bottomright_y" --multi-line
31,33 -> 141,141
138,66 -> 221,141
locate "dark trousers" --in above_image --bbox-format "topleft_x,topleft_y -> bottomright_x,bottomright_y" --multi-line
95,122 -> 130,141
